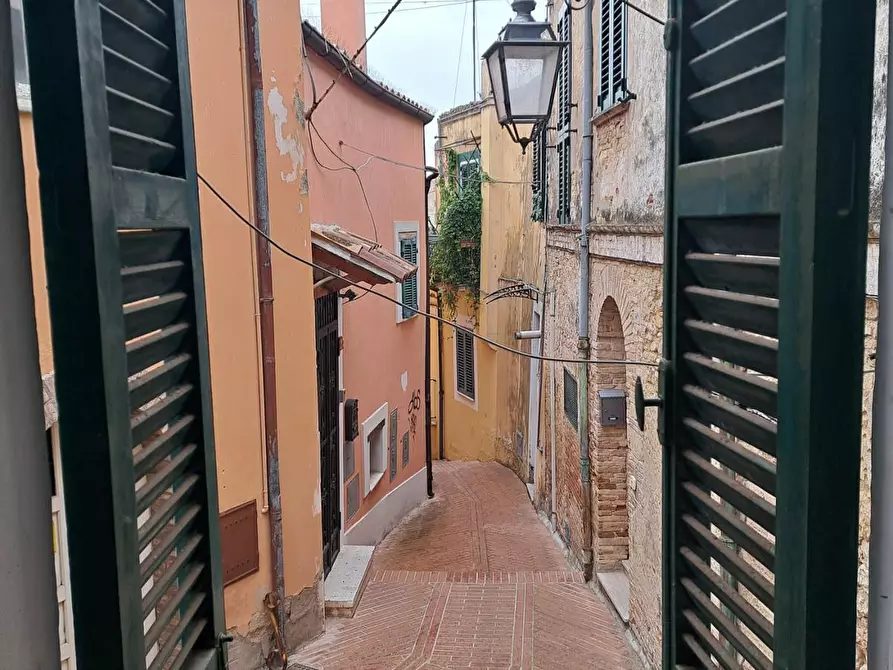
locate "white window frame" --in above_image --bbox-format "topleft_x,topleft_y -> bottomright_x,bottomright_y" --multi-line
395,221 -> 420,323
453,322 -> 478,409
363,402 -> 389,497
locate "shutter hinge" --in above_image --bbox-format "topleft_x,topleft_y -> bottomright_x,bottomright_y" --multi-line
338,336 -> 344,351
663,18 -> 679,52
218,633 -> 233,669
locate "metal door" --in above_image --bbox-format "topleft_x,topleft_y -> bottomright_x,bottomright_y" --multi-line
652,0 -> 877,666
315,292 -> 341,577
24,0 -> 226,666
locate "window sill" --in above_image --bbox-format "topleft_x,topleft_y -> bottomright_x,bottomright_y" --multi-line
367,471 -> 384,494
593,98 -> 632,128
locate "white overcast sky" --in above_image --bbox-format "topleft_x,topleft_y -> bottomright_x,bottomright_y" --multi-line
301,0 -> 548,164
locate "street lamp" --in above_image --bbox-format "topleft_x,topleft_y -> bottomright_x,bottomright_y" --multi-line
482,0 -> 567,153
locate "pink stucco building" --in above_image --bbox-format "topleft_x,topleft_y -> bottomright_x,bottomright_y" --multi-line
303,1 -> 434,575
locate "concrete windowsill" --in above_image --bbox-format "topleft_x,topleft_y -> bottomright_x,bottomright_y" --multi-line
597,570 -> 630,624
592,98 -> 632,127
368,471 -> 384,494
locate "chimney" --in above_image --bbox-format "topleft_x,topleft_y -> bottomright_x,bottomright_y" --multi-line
321,0 -> 367,70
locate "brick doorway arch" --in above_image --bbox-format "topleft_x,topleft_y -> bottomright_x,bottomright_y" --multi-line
593,297 -> 629,570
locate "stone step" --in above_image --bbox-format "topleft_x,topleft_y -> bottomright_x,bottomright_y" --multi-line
324,545 -> 375,618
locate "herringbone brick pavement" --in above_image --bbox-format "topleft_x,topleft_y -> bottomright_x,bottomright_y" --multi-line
290,461 -> 639,670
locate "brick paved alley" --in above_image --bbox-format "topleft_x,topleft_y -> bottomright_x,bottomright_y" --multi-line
291,461 -> 640,670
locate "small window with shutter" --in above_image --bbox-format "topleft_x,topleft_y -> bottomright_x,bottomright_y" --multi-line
597,0 -> 630,113
555,10 -> 571,225
455,329 -> 476,401
395,223 -> 420,322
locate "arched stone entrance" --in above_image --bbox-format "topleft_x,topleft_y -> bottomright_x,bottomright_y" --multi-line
593,297 -> 629,570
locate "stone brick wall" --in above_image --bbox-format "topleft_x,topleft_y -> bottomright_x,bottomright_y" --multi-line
542,227 -> 663,668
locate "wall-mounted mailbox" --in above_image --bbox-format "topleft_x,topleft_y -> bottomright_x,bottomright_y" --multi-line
345,398 -> 359,441
599,389 -> 627,427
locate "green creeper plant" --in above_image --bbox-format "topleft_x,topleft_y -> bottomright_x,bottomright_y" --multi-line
431,149 -> 484,321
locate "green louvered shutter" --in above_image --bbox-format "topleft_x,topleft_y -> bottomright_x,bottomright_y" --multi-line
657,0 -> 877,667
400,235 -> 419,319
24,0 -> 226,667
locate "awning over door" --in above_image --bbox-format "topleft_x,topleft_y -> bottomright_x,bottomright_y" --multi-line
311,223 -> 417,295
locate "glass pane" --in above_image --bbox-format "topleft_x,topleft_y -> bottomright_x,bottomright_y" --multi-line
503,44 -> 562,119
486,49 -> 507,122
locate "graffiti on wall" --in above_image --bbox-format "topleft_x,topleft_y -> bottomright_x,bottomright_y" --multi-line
407,389 -> 421,440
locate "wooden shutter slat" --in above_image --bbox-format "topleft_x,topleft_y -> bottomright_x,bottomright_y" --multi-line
679,547 -> 775,647
689,0 -> 783,53
688,57 -> 784,125
681,578 -> 773,670
135,443 -> 197,514
684,286 -> 778,338
141,537 -> 202,616
126,322 -> 191,376
687,100 -> 783,160
683,353 -> 778,417
684,319 -> 778,377
137,474 -> 200,552
683,384 -> 778,455
682,449 -> 777,533
104,46 -> 175,110
101,0 -> 169,42
690,13 -> 786,89
684,216 -> 780,256
143,562 -> 203,651
681,514 -> 776,608
100,4 -> 171,72
684,253 -> 779,298
107,87 -> 177,142
683,418 -> 776,493
130,384 -> 193,446
139,504 -> 201,580
129,353 -> 192,410
682,482 -> 775,569
124,292 -> 189,341
121,260 -> 188,303
133,414 -> 195,479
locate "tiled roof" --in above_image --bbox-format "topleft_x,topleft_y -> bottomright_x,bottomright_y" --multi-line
302,21 -> 434,123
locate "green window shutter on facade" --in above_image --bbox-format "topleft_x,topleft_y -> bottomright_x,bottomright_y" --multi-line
400,235 -> 419,319
24,0 -> 226,667
658,0 -> 877,667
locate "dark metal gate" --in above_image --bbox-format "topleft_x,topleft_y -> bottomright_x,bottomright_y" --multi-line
315,292 -> 341,577
24,0 -> 225,667
652,0 -> 877,667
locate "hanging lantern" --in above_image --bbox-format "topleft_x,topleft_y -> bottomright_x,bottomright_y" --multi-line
482,0 -> 567,152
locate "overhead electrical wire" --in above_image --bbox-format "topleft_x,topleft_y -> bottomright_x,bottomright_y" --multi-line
452,0 -> 470,106
305,0 -> 406,119
197,172 -> 660,369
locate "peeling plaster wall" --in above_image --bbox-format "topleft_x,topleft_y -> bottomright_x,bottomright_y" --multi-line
189,0 -> 324,661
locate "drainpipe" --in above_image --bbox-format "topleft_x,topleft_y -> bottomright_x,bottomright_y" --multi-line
242,0 -> 287,653
437,290 -> 446,460
0,6 -> 61,666
550,287 -> 557,527
578,0 -> 595,582
424,166 -> 439,498
869,2 -> 893,664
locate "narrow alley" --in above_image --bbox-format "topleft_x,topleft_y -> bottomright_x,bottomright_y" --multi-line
291,461 -> 639,670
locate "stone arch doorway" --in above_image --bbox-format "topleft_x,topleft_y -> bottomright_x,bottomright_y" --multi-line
593,296 -> 629,571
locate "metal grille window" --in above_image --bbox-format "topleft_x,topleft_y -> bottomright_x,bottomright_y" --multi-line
456,329 -> 476,400
399,233 -> 419,319
597,0 -> 629,113
556,11 -> 571,224
563,367 -> 578,430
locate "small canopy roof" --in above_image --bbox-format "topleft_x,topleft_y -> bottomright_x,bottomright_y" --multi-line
311,223 -> 417,294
